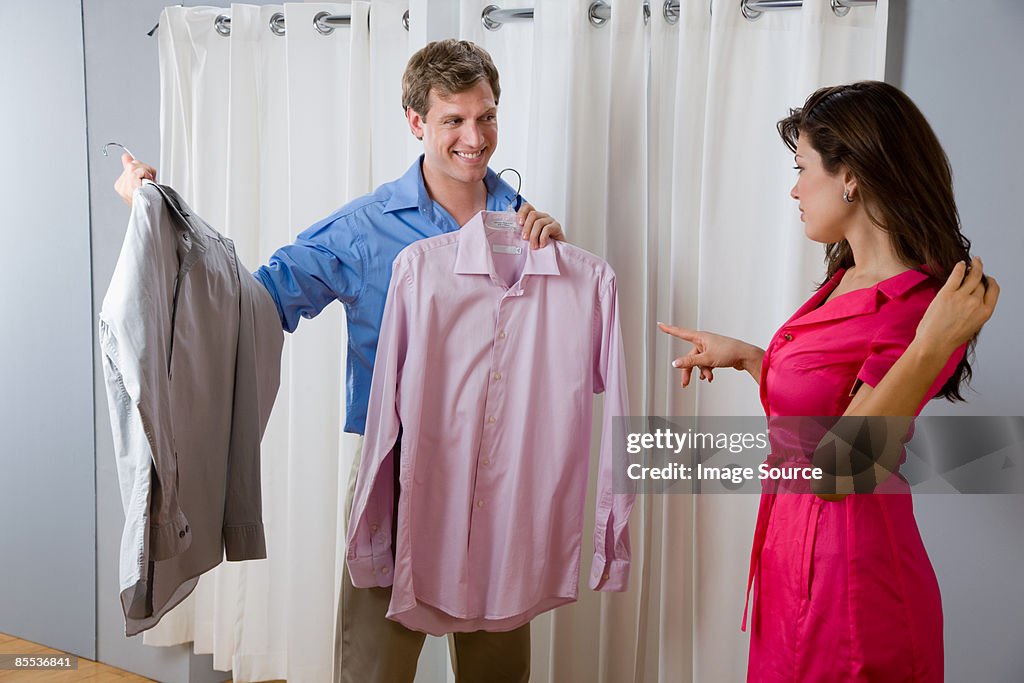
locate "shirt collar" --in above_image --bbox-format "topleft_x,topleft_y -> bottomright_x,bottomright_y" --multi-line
145,181 -> 208,250
453,211 -> 560,280
824,266 -> 931,301
382,157 -> 430,214
876,267 -> 932,300
786,266 -> 933,329
143,181 -> 210,281
382,155 -> 520,216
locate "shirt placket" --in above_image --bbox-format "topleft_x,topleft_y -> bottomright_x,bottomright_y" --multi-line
466,277 -> 527,600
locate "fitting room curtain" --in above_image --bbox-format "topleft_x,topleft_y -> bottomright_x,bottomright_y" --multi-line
459,5 -> 650,681
146,1 -> 886,681
677,4 -> 887,680
144,4 -> 414,682
465,1 -> 887,681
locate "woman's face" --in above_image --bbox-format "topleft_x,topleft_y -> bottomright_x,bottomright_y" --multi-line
790,135 -> 855,244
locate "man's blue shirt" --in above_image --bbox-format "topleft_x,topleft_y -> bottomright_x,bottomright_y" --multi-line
254,156 -> 520,434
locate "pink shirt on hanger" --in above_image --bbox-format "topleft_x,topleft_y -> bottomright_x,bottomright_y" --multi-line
346,211 -> 634,635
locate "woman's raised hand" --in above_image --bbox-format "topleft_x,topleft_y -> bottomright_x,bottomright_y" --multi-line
657,323 -> 765,387
915,256 -> 998,355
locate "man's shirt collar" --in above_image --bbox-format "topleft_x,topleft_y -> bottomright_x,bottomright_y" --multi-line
383,155 -> 520,216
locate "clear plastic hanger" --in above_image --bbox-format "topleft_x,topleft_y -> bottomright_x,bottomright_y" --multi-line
482,167 -> 523,232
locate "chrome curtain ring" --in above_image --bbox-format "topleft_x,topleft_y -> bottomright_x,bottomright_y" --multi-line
314,11 -> 335,35
214,14 -> 231,36
664,0 -> 680,25
270,12 -> 286,36
589,0 -> 610,28
482,5 -> 502,31
741,1 -> 763,22
831,0 -> 852,17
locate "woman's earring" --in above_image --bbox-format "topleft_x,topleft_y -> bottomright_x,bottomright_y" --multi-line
843,189 -> 855,203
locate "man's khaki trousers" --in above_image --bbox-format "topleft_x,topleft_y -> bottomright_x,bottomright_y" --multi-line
333,436 -> 530,683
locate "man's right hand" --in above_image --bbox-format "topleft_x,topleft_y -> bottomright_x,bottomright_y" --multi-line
114,153 -> 157,206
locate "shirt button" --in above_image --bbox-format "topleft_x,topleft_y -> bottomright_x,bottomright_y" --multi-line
498,331 -> 507,339
488,415 -> 496,424
381,567 -> 389,575
483,458 -> 491,466
493,372 -> 501,380
370,524 -> 378,533
783,333 -> 793,341
477,500 -> 484,508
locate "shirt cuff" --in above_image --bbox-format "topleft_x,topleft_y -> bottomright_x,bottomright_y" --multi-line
149,509 -> 192,562
347,551 -> 395,588
224,523 -> 267,561
588,554 -> 630,592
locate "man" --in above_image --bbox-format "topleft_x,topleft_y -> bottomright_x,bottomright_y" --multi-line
115,39 -> 560,682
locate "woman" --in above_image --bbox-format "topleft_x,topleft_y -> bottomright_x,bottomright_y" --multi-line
659,81 -> 998,681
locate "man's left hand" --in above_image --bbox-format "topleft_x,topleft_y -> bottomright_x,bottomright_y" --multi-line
517,203 -> 564,249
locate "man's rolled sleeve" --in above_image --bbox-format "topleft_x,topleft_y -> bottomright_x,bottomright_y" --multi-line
254,215 -> 366,332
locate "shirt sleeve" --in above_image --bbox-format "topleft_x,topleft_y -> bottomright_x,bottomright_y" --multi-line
253,213 -> 366,332
855,297 -> 967,411
222,268 -> 284,562
345,258 -> 409,588
100,187 -> 191,562
588,274 -> 635,592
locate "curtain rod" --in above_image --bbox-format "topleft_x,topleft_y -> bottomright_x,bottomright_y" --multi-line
482,0 -> 875,29
743,0 -> 876,20
148,9 -> 409,37
149,0 -> 876,37
483,2 -> 619,29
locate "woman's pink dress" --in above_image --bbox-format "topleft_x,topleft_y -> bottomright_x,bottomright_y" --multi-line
744,268 -> 964,682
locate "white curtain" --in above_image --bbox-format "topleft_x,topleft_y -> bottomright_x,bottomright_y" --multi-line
148,1 -> 886,681
685,3 -> 887,681
147,4 -> 412,682
467,1 -> 887,681
462,3 -> 650,680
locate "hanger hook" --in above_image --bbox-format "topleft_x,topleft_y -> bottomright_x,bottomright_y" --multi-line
102,141 -> 136,161
496,168 -> 522,211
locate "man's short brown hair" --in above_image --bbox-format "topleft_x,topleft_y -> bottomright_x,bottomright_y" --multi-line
401,39 -> 501,118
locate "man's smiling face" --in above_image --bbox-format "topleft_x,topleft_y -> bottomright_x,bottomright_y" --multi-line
408,79 -> 498,189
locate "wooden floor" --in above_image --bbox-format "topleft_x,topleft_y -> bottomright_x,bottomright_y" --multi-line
0,632 -> 273,682
0,632 -> 155,681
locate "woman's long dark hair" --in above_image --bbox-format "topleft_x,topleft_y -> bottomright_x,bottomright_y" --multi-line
777,80 -> 974,401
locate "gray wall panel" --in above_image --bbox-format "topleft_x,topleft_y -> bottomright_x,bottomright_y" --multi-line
85,1 -> 232,680
892,1 -> 1024,680
0,0 -> 96,660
